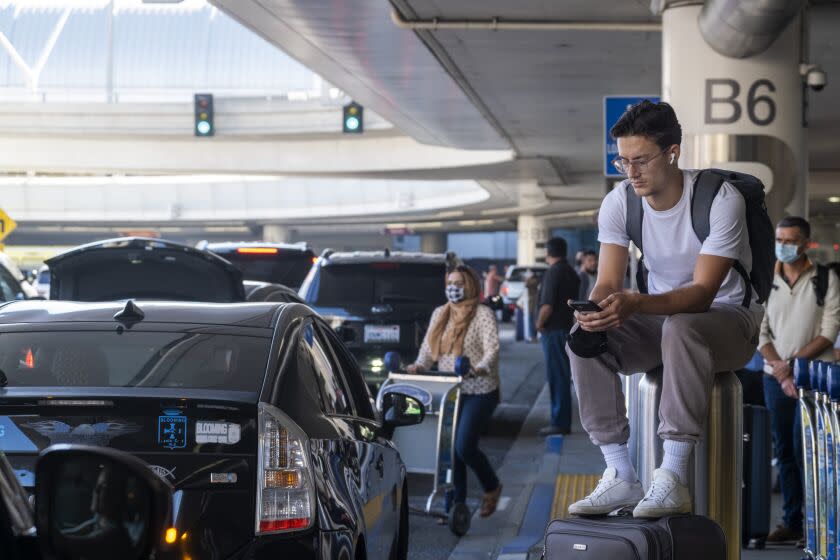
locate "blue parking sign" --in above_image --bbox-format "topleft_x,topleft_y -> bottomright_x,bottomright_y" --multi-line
604,96 -> 660,177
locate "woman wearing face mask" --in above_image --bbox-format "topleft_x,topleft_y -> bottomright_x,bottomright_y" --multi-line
406,265 -> 503,520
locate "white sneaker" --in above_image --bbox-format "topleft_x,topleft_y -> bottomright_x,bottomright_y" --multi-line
568,468 -> 644,516
632,468 -> 692,518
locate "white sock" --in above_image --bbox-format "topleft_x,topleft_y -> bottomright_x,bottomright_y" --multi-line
661,439 -> 693,485
600,443 -> 638,483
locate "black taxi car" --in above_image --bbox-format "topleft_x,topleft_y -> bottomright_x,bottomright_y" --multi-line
0,300 -> 422,560
299,250 -> 459,390
201,242 -> 317,291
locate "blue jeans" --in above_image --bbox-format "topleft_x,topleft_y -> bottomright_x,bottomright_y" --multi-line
763,375 -> 803,532
541,329 -> 572,430
454,389 -> 500,503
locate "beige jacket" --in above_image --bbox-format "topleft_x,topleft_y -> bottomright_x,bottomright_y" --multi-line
415,304 -> 500,395
759,260 -> 840,363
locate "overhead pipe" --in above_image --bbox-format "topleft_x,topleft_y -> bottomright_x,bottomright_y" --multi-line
698,0 -> 806,59
390,9 -> 662,33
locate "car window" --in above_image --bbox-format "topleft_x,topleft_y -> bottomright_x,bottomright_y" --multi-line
0,268 -> 22,301
301,323 -> 352,416
316,323 -> 376,421
308,262 -> 446,307
0,331 -> 270,390
222,251 -> 313,289
508,268 -> 545,282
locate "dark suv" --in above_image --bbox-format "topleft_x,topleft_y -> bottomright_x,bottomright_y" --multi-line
300,250 -> 459,389
202,242 -> 316,290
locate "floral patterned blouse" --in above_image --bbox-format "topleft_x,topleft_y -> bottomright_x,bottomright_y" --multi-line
415,304 -> 500,395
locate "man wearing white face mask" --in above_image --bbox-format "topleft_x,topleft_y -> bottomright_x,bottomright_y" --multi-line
759,216 -> 840,545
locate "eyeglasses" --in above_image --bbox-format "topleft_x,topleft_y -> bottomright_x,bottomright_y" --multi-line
612,149 -> 668,176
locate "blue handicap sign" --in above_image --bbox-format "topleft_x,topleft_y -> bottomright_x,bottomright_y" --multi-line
604,95 -> 660,177
158,413 -> 187,449
0,416 -> 38,452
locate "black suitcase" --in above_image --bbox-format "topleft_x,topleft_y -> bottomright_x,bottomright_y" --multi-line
542,514 -> 726,559
742,404 -> 772,548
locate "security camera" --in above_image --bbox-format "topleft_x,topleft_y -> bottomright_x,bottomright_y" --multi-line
801,64 -> 827,92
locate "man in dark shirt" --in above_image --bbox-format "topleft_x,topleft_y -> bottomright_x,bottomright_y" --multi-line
536,237 -> 580,435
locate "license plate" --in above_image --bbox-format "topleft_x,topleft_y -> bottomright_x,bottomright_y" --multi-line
364,325 -> 400,343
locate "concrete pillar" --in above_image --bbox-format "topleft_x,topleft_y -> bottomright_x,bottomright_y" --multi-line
516,215 -> 547,265
263,225 -> 292,243
662,4 -> 807,222
420,232 -> 447,254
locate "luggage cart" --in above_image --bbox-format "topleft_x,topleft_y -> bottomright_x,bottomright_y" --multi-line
796,358 -> 822,560
816,362 -> 837,560
828,363 -> 840,560
375,352 -> 474,535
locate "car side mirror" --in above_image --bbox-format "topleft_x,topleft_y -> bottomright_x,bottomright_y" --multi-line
35,445 -> 173,560
380,392 -> 425,428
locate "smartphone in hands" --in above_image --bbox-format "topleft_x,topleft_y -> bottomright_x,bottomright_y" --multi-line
568,300 -> 603,314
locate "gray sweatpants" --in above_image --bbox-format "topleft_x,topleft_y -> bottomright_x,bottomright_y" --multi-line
568,304 -> 762,445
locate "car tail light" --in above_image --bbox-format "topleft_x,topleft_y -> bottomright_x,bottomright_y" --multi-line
256,403 -> 315,534
237,247 -> 279,255
501,286 -> 508,296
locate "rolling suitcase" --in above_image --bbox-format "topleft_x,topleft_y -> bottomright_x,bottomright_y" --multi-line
742,404 -> 772,548
542,514 -> 726,559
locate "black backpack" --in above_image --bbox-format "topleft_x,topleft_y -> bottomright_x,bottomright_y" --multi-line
625,169 -> 775,307
812,264 -> 830,307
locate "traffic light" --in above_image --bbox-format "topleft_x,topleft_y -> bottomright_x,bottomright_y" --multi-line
342,102 -> 363,133
194,93 -> 214,137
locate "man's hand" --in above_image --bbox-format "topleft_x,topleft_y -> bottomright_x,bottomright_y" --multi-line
781,376 -> 798,399
406,364 -> 419,374
768,360 -> 791,383
572,292 -> 639,332
474,367 -> 488,377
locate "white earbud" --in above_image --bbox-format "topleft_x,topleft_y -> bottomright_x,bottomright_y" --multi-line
669,153 -> 676,165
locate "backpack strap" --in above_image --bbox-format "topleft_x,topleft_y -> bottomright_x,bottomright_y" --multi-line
624,182 -> 647,293
691,170 -> 752,308
690,170 -> 725,243
625,181 -> 643,252
813,264 -> 828,307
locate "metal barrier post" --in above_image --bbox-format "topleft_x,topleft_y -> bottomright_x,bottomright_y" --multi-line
797,358 -> 821,560
828,363 -> 840,560
818,361 -> 837,560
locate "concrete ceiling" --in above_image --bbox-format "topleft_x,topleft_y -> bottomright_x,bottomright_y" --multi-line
211,0 -> 840,222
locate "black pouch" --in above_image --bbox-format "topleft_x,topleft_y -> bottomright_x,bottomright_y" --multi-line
567,324 -> 607,358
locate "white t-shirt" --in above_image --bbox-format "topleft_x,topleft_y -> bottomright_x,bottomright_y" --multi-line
598,169 -> 758,308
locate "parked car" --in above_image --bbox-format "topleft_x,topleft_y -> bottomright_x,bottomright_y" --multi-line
0,299 -> 422,559
46,237 -> 246,302
0,253 -> 39,302
500,264 -> 549,306
300,250 -> 459,390
31,264 -> 50,299
201,242 -> 316,291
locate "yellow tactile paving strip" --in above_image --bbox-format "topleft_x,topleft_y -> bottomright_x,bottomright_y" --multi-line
551,474 -> 601,519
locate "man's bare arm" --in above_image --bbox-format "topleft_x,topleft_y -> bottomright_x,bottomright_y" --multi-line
578,253 -> 734,331
587,243 -> 629,304
632,253 -> 734,315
